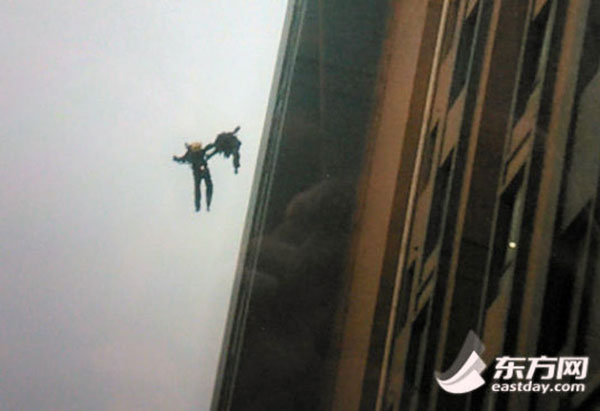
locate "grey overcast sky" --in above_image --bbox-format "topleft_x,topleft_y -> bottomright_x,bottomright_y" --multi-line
0,1 -> 287,409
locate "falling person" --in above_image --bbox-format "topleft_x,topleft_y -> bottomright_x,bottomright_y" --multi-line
173,142 -> 213,212
204,126 -> 242,173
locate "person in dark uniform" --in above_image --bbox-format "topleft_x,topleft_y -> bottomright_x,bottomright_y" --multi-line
204,126 -> 242,173
173,142 -> 213,212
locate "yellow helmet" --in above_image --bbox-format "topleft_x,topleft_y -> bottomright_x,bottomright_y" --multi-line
185,142 -> 203,152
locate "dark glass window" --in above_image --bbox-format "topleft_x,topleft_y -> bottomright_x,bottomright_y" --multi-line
394,261 -> 416,335
513,2 -> 551,122
417,123 -> 439,195
423,154 -> 453,258
538,209 -> 588,356
486,169 -> 525,307
399,302 -> 429,411
449,4 -> 478,106
441,0 -> 462,60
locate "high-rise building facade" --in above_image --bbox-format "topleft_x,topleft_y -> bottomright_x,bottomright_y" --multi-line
214,1 -> 600,410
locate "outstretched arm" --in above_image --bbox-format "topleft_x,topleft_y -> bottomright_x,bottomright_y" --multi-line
203,143 -> 217,160
173,151 -> 189,163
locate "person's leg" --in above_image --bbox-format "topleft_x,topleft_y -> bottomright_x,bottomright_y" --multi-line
193,170 -> 201,212
233,150 -> 240,174
204,169 -> 213,211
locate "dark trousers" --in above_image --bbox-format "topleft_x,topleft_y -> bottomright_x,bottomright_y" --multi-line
193,167 -> 213,211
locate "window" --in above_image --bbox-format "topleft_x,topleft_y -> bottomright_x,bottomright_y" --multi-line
486,169 -> 525,306
574,230 -> 598,360
449,5 -> 478,105
417,123 -> 439,195
513,2 -> 551,122
424,154 -> 453,258
538,209 -> 588,356
393,262 -> 416,335
399,303 -> 429,411
441,0 -> 462,60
